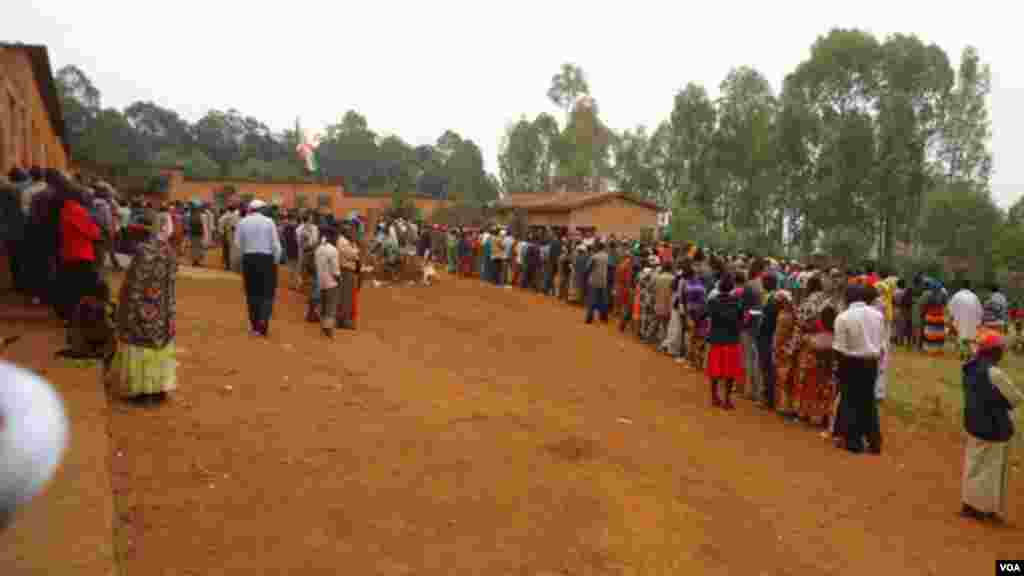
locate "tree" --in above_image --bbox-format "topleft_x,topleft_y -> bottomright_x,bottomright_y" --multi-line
666,83 -> 718,218
611,125 -> 661,202
124,101 -> 193,160
789,28 -> 883,251
547,63 -> 590,127
920,182 -> 1001,261
873,34 -> 954,263
937,46 -> 993,190
714,66 -> 777,238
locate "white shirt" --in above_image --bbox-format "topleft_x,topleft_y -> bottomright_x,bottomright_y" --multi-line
949,289 -> 983,340
234,213 -> 282,261
833,302 -> 885,359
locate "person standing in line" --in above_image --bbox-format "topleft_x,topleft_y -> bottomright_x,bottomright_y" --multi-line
584,241 -> 609,324
653,262 -> 674,347
282,214 -> 300,290
235,200 -> 282,337
741,260 -> 765,402
960,330 -> 1022,523
982,284 -> 1009,336
758,273 -> 779,410
832,283 -> 885,454
218,206 -> 239,271
336,222 -> 360,330
188,203 -> 207,267
949,280 -> 984,360
616,252 -> 635,333
706,273 -> 744,410
314,227 -> 340,339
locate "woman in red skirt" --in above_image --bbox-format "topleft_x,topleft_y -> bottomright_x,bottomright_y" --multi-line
706,273 -> 744,409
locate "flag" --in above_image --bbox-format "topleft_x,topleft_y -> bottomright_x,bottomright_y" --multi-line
295,119 -> 323,174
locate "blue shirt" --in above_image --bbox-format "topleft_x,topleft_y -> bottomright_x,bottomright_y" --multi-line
234,213 -> 282,261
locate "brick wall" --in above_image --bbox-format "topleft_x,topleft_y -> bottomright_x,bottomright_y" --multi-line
161,168 -> 449,222
0,46 -> 68,175
568,197 -> 658,238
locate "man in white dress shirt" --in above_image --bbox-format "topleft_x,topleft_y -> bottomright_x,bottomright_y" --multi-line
833,283 -> 886,454
234,200 -> 282,336
949,280 -> 983,359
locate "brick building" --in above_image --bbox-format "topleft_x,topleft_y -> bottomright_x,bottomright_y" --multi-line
496,190 -> 662,238
1,43 -> 69,292
153,166 -> 451,234
0,43 -> 69,174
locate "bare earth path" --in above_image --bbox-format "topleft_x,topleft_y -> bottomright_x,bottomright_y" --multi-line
6,268 -> 1024,574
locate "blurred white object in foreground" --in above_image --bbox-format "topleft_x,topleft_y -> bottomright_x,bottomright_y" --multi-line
0,361 -> 69,528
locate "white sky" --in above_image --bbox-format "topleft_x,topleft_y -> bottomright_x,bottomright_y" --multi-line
6,1 -> 1021,206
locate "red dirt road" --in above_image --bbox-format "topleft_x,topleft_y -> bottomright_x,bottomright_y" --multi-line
8,269 -> 1024,574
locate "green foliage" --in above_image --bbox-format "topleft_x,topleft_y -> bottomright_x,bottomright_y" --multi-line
144,174 -> 170,196
819,225 -> 874,268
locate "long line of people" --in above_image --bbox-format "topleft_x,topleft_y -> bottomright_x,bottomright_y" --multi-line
415,222 -> 1022,524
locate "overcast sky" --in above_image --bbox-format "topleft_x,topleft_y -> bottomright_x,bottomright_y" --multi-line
7,1 -> 1020,206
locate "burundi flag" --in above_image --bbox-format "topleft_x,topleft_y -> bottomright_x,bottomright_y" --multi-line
295,120 -> 323,174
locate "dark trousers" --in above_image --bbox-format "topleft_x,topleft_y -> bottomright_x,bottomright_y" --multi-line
58,260 -> 98,321
5,240 -> 24,292
837,355 -> 882,452
585,286 -> 608,323
758,339 -> 775,407
23,226 -> 52,301
222,239 -> 232,270
242,253 -> 277,331
493,260 -> 504,285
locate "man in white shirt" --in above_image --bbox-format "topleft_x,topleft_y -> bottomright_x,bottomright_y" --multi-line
833,283 -> 886,454
314,227 -> 340,338
234,200 -> 282,336
949,280 -> 984,359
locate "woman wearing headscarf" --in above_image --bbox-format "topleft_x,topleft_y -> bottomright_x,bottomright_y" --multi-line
638,255 -> 661,344
772,289 -> 799,418
960,330 -> 1023,523
919,277 -> 948,355
794,275 -> 836,426
108,210 -> 177,403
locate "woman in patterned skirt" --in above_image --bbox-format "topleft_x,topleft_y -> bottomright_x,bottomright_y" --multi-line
920,278 -> 948,355
107,212 -> 177,403
794,276 -> 833,424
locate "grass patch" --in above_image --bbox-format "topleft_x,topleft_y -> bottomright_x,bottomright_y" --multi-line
885,345 -> 1024,461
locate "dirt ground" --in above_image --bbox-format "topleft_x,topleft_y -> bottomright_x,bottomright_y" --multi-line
4,262 -> 1023,575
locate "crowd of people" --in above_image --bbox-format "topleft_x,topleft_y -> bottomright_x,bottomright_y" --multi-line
1,166 -> 177,404
413,222 -> 1022,524
2,168 -> 1021,523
